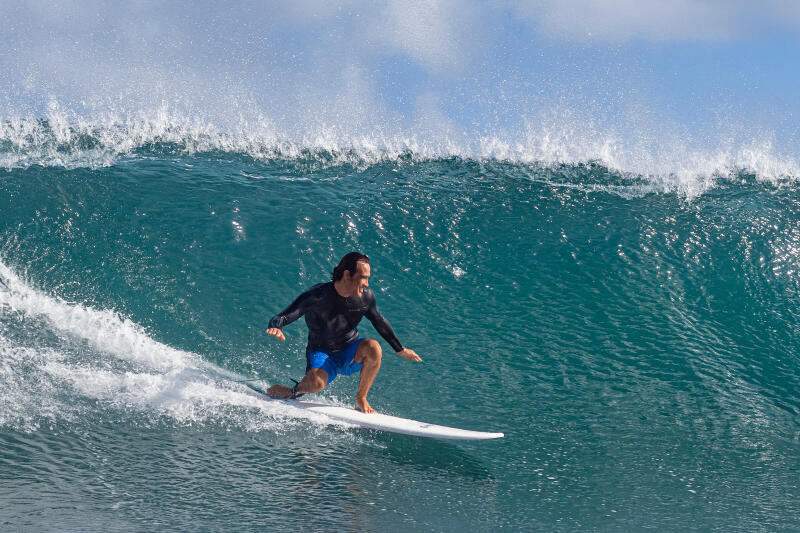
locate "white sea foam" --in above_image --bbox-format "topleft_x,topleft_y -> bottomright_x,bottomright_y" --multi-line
0,338 -> 73,431
0,260 -> 350,432
0,260 -> 193,372
40,362 -> 341,431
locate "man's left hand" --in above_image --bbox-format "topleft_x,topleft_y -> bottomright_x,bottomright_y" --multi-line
397,348 -> 422,362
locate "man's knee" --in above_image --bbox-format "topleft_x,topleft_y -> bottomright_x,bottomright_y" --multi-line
361,338 -> 382,362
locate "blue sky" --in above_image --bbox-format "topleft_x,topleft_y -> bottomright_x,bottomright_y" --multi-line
1,1 -> 799,161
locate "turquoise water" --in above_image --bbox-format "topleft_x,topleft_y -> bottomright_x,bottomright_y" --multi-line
1,130 -> 799,530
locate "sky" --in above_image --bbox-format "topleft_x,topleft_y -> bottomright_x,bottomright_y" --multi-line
1,0 -> 799,163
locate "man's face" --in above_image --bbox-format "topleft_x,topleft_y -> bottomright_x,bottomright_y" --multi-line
345,261 -> 370,297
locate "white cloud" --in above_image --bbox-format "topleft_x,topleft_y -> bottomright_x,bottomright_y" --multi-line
509,0 -> 800,43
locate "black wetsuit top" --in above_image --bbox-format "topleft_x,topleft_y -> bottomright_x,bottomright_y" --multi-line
269,282 -> 403,353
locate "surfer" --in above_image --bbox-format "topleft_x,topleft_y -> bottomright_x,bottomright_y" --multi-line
265,252 -> 422,413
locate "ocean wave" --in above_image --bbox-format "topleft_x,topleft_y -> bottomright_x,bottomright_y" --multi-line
1,107 -> 798,197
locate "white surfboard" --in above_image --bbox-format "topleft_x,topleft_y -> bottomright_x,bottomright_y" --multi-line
244,382 -> 503,440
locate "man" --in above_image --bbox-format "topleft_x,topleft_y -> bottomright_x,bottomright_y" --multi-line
265,252 -> 422,413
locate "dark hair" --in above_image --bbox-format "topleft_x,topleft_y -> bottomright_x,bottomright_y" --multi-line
332,252 -> 370,281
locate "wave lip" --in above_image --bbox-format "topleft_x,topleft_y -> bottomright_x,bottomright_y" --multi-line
2,108 -> 799,197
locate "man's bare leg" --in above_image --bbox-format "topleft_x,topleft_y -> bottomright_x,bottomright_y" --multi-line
353,338 -> 382,413
267,368 -> 328,398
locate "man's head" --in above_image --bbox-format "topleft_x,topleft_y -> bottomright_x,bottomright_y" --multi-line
332,252 -> 370,298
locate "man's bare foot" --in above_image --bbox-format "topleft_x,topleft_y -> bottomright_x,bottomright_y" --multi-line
355,397 -> 376,414
267,384 -> 292,398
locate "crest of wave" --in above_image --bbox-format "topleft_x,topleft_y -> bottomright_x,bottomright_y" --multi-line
0,101 -> 455,170
1,101 -> 798,197
479,121 -> 800,198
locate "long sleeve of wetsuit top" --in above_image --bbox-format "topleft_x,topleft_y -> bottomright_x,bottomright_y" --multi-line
365,292 -> 404,353
268,290 -> 309,329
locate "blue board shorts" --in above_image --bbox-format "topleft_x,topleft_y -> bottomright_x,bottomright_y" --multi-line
306,338 -> 365,385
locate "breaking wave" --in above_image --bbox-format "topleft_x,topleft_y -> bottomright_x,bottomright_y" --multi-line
2,104 -> 798,199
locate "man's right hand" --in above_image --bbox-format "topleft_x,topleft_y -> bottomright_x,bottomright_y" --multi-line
266,327 -> 286,341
